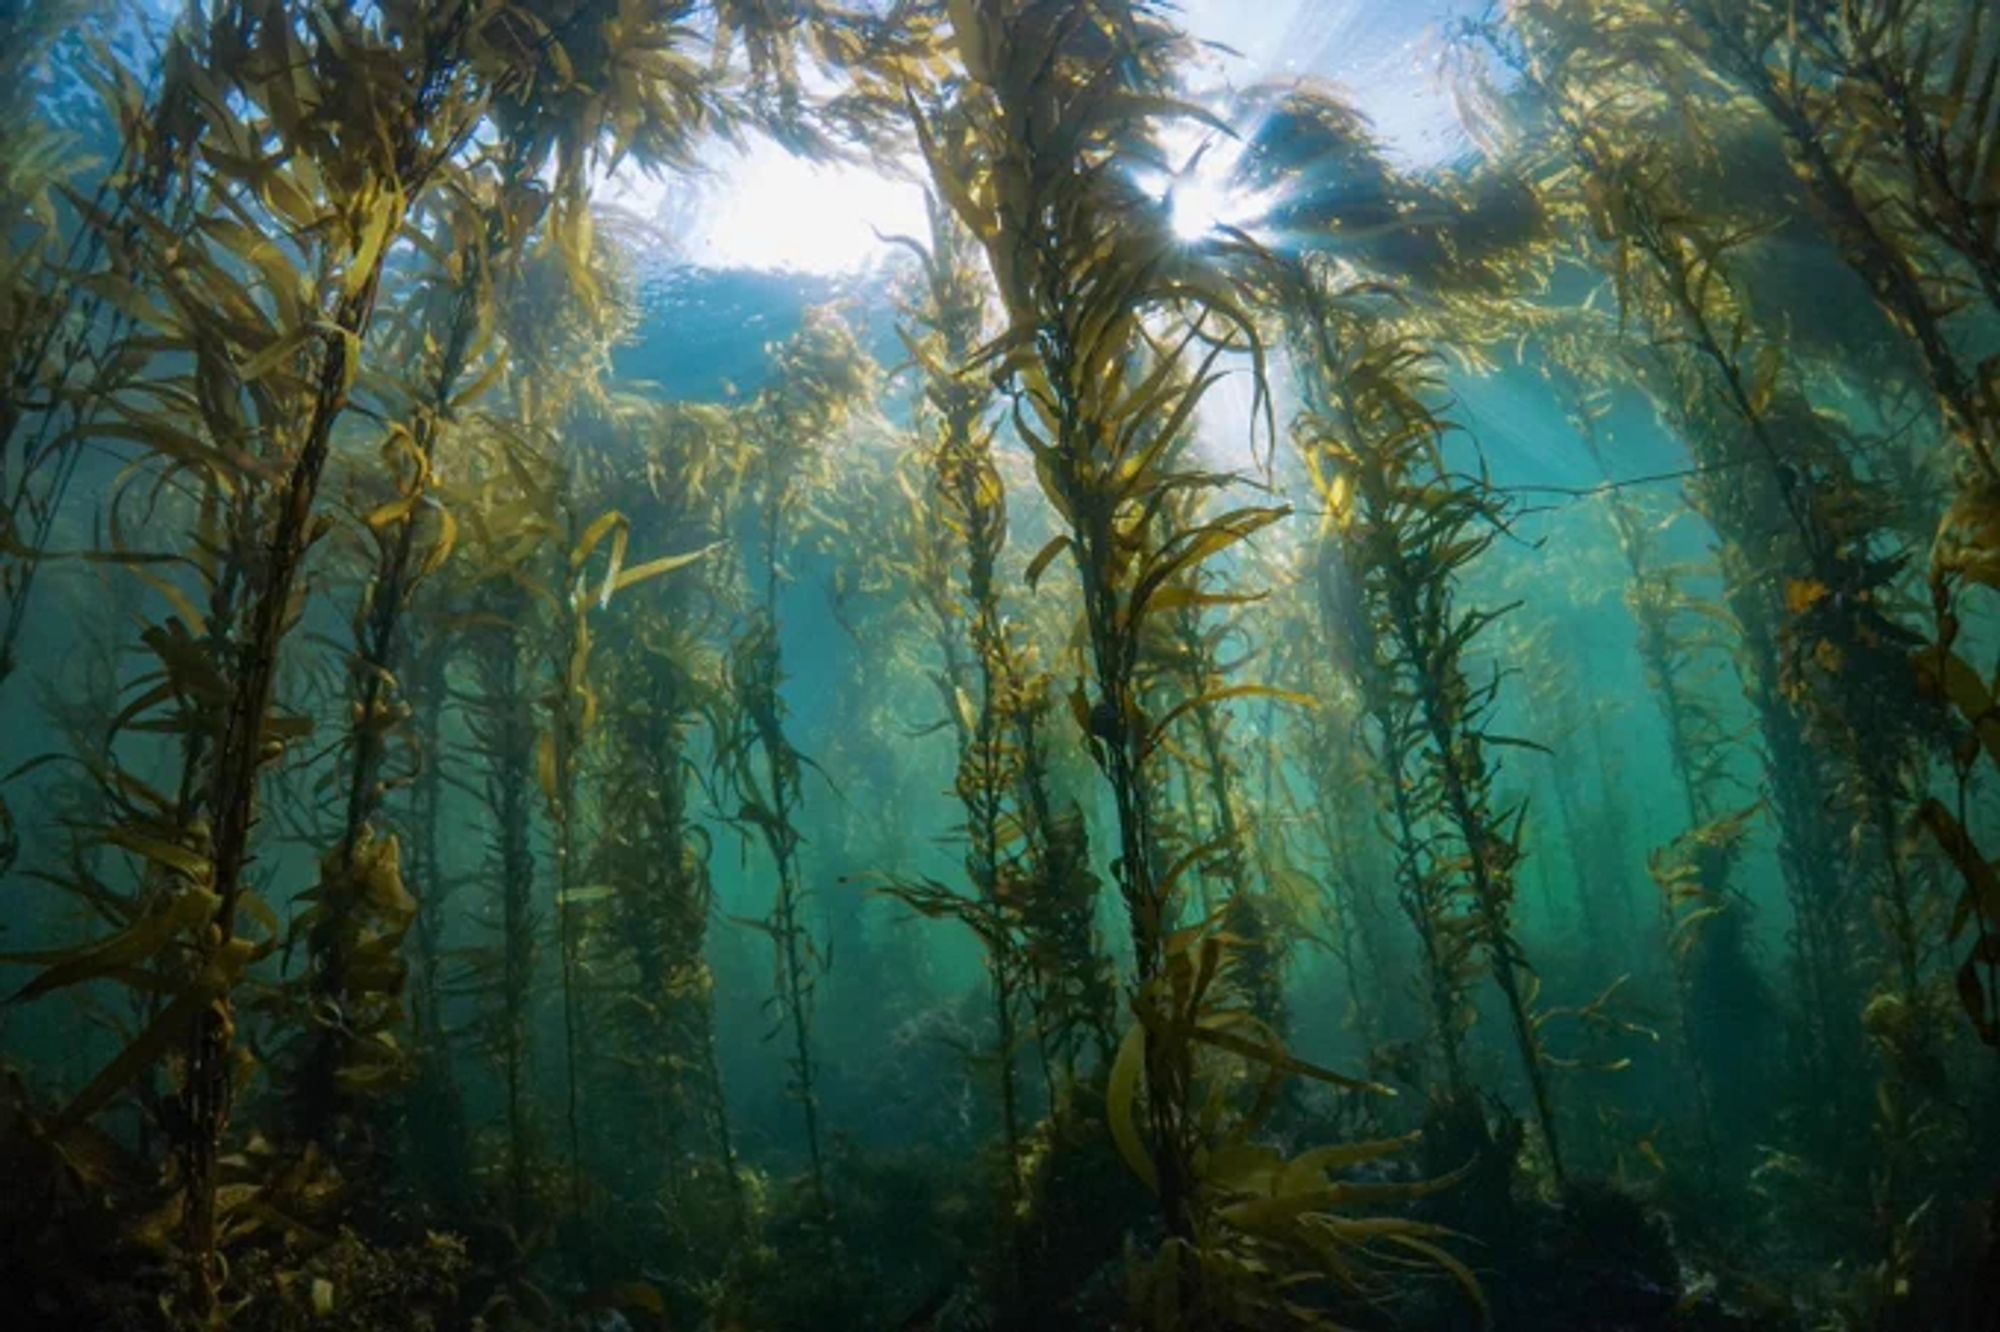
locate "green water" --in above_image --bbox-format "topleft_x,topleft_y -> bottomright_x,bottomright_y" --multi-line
0,2 -> 1997,1329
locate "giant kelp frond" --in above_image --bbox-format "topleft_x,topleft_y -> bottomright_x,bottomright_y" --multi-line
1921,510 -> 2000,1046
296,144 -> 530,1158
44,3 -> 504,1300
1473,4 -> 1960,1124
707,309 -> 875,1229
915,3 -> 1295,1270
1283,255 -> 1565,1182
1229,80 -> 1551,299
4,0 -> 2000,1325
1109,926 -> 1484,1329
881,184 -> 1048,1237
475,0 -> 715,187
1806,0 -> 2000,316
0,8 -> 214,718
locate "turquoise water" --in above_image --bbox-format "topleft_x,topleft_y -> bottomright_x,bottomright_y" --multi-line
0,2 -> 1996,1329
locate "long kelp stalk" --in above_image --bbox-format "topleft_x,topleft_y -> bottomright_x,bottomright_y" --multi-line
598,610 -> 735,1210
448,420 -> 589,1234
1463,11 -> 1879,1102
1664,0 -> 2000,1064
465,573 -> 540,1231
883,191 -> 1034,1218
917,2 -> 1298,1253
0,2 -> 500,1296
0,12 -> 209,701
1670,2 -> 1979,1050
0,53 -> 305,1257
1160,589 -> 1286,1030
1010,671 -> 1117,1081
1287,258 -> 1565,1180
1678,1 -> 1997,479
1803,1 -> 2000,320
508,431 -> 716,1223
297,151 -> 519,1161
399,620 -> 472,1211
720,313 -> 870,1221
1555,364 -> 1774,1170
544,512 -> 598,1219
585,400 -> 743,1228
173,10 -> 490,1300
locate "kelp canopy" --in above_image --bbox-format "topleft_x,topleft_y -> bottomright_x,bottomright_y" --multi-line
0,0 -> 1997,1329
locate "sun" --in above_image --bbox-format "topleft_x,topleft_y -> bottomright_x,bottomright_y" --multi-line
1170,167 -> 1239,241
601,135 -> 931,276
696,141 -> 931,273
1157,125 -> 1280,244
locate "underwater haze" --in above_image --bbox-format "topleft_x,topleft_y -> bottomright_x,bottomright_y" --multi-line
1,2 -> 1999,1329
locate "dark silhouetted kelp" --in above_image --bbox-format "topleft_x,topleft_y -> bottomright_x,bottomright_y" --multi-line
1,3 -> 1997,1331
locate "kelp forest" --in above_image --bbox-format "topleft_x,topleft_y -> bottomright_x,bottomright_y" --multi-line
2,0 -> 2000,1328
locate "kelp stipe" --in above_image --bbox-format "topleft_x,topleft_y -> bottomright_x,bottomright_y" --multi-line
913,10 -> 1488,1325
1451,1 -> 2000,1304
14,5 -> 498,1307
919,0 -> 1274,1255
458,460 -> 549,1239
4,0 -> 2000,1327
1459,5 -> 1884,1150
1281,256 -> 1566,1186
0,9 -> 208,721
876,188 -> 1048,1274
717,311 -> 873,1228
397,618 -> 474,1215
1152,529 -> 1291,1035
590,399 -> 746,1247
290,141 -> 522,1186
1552,363 -> 1777,1184
1677,0 -> 2000,1071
